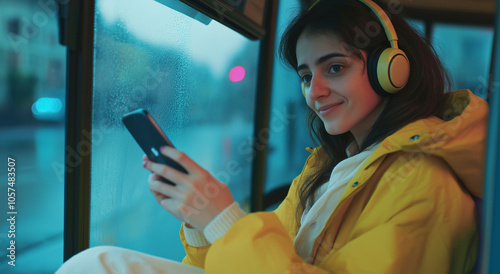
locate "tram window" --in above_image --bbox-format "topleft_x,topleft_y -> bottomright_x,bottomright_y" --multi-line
91,0 -> 260,262
406,19 -> 425,36
432,23 -> 493,99
0,0 -> 66,273
264,0 -> 313,210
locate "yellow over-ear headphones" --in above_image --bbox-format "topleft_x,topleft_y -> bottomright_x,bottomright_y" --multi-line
302,0 -> 410,96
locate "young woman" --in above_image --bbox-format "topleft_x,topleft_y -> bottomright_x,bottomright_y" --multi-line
57,0 -> 488,273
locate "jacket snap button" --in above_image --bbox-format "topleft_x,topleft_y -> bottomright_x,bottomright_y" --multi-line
353,182 -> 358,187
410,135 -> 419,141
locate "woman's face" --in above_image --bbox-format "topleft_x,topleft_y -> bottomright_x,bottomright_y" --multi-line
296,30 -> 387,145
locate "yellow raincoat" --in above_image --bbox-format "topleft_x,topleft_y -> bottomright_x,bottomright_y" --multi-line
180,89 -> 488,273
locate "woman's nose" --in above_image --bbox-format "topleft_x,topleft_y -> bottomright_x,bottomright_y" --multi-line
308,74 -> 330,100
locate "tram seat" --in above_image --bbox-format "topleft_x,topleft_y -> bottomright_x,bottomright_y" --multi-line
263,183 -> 290,211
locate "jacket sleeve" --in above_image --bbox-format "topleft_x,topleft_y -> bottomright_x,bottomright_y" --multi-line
180,224 -> 211,268
179,148 -> 318,271
205,212 -> 330,273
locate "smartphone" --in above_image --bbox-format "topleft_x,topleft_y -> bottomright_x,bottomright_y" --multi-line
122,108 -> 187,185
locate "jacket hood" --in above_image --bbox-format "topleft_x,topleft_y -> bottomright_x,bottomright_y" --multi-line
377,89 -> 488,198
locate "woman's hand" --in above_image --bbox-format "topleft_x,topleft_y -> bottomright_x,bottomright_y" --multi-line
142,146 -> 234,231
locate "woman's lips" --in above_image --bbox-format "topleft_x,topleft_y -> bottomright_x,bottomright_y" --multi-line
318,102 -> 343,116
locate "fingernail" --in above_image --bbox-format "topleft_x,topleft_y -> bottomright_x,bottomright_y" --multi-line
142,161 -> 147,168
160,146 -> 168,152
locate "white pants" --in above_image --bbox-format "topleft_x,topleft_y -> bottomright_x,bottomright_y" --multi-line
55,246 -> 205,274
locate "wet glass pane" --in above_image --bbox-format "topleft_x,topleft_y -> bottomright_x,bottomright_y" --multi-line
0,0 -> 66,273
432,24 -> 494,99
91,0 -> 260,261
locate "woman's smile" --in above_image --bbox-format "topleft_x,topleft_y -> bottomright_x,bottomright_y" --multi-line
317,102 -> 344,117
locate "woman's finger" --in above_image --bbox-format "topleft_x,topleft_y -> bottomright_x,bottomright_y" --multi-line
159,146 -> 205,175
148,173 -> 165,185
151,190 -> 169,203
148,173 -> 182,199
145,160 -> 189,187
158,198 -> 183,221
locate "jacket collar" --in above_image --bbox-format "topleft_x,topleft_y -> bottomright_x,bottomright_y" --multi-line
308,90 -> 488,198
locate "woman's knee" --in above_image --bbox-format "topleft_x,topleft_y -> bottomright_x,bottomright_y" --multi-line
56,246 -> 129,273
73,245 -> 125,260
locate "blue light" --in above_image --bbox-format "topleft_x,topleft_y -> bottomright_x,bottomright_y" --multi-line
32,97 -> 62,114
32,97 -> 64,121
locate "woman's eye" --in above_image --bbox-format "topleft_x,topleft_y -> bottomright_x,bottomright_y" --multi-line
329,64 -> 343,74
300,74 -> 312,84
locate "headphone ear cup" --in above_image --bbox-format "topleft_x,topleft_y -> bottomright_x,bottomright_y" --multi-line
378,48 -> 410,94
367,47 -> 410,96
367,47 -> 389,96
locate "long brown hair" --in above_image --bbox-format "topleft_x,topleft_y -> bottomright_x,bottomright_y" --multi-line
279,0 -> 451,220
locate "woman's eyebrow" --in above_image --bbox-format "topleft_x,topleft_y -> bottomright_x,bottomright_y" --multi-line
297,52 -> 347,71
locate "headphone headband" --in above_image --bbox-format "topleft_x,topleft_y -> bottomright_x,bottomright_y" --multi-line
358,0 -> 398,49
308,0 -> 399,49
